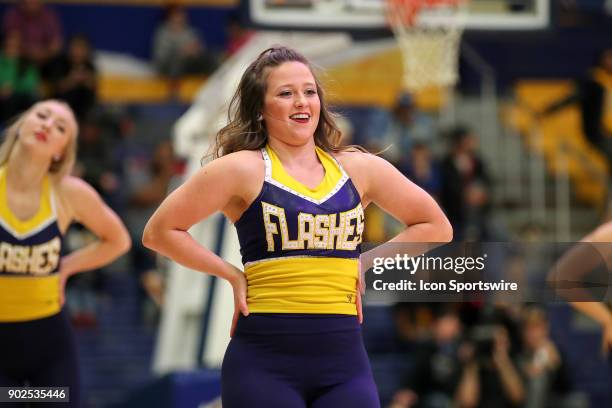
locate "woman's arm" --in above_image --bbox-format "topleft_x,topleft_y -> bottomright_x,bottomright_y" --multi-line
142,152 -> 259,284
361,153 -> 452,243
571,302 -> 612,328
563,222 -> 612,353
341,152 -> 452,320
569,223 -> 612,327
142,153 -> 260,333
58,176 -> 131,279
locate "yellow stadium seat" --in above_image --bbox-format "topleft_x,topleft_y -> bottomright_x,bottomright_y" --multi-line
177,76 -> 207,103
324,48 -> 448,111
508,80 -> 608,208
99,75 -> 170,103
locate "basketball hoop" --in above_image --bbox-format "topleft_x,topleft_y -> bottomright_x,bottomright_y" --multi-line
385,0 -> 467,91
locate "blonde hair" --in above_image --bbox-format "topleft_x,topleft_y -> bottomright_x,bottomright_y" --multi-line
0,100 -> 78,182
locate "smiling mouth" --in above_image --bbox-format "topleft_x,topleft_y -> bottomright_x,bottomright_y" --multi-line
35,132 -> 48,142
289,114 -> 311,124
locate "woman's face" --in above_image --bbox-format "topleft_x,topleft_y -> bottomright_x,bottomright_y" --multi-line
523,321 -> 547,349
262,61 -> 321,146
69,38 -> 90,62
18,101 -> 76,161
168,9 -> 187,29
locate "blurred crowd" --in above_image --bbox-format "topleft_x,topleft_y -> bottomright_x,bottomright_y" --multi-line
0,0 -> 254,125
349,93 -> 496,244
384,303 -> 587,408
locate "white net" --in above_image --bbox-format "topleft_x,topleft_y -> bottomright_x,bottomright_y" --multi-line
386,0 -> 467,90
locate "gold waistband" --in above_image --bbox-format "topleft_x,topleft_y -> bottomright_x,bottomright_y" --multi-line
0,274 -> 60,322
245,257 -> 358,315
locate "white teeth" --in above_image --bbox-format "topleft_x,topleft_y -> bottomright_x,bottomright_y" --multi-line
290,114 -> 310,120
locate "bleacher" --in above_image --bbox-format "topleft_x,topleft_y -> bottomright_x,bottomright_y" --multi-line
507,80 -> 608,209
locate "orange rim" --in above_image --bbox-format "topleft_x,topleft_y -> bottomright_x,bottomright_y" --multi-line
386,0 -> 464,26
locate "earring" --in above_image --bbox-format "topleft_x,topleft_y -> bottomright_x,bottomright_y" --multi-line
52,154 -> 62,162
257,114 -> 263,121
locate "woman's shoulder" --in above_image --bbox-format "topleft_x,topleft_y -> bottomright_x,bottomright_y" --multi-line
55,176 -> 101,211
53,176 -> 101,228
56,175 -> 95,194
211,149 -> 263,169
331,149 -> 385,199
333,149 -> 400,195
584,221 -> 612,243
332,148 -> 384,172
200,150 -> 264,217
223,149 -> 263,161
200,149 -> 264,181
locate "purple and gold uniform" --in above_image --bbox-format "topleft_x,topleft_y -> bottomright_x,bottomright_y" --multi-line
222,146 -> 380,408
0,167 -> 80,406
236,145 -> 364,315
0,166 -> 62,322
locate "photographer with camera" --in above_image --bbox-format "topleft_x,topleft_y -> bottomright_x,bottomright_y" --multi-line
453,323 -> 525,408
389,306 -> 479,408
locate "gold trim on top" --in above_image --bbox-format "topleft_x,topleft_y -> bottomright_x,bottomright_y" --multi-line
263,145 -> 348,203
0,167 -> 57,239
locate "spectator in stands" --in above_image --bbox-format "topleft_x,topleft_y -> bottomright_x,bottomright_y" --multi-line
382,143 -> 441,238
392,303 -> 429,346
2,0 -> 63,78
517,307 -> 578,408
467,324 -> 525,408
152,5 -> 217,79
390,306 -> 476,408
49,34 -> 97,120
540,47 -> 612,170
391,93 -> 435,147
399,142 -> 441,198
439,126 -> 492,241
72,110 -> 119,206
122,138 -> 176,317
0,31 -> 39,123
358,93 -> 435,164
387,93 -> 435,161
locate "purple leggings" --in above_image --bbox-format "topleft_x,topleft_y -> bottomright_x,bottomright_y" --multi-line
221,314 -> 380,408
0,309 -> 81,407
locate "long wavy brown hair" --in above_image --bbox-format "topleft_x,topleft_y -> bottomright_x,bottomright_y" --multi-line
209,46 -> 364,159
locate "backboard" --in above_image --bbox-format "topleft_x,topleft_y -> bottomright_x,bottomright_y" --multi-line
242,0 -> 550,31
